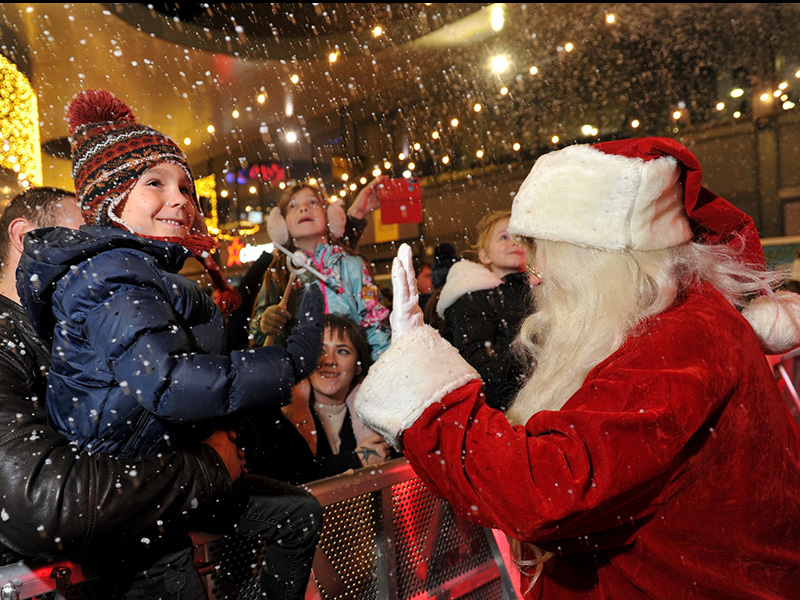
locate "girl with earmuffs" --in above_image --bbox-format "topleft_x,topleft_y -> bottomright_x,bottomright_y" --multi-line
250,182 -> 391,361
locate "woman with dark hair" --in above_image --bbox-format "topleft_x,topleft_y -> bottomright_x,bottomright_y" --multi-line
238,314 -> 393,484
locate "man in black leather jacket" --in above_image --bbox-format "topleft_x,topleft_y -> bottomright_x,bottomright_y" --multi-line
0,188 -> 237,565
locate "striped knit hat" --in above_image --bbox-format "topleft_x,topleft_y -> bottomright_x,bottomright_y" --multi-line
66,89 -> 242,316
67,89 -> 199,230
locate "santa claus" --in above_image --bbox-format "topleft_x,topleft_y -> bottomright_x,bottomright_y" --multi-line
355,137 -> 800,598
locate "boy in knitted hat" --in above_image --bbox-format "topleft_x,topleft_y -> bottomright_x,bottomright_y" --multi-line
16,90 -> 323,599
356,137 -> 800,598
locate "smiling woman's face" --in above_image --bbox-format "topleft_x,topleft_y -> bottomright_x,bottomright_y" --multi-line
308,326 -> 362,405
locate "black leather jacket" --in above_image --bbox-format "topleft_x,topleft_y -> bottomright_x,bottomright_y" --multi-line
0,294 -> 231,564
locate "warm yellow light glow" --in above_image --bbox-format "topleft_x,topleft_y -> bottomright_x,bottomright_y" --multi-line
442,156 -> 450,164
473,103 -> 482,112
733,111 -> 742,119
773,89 -> 782,98
257,93 -> 266,104
328,52 -> 338,63
529,66 -> 538,75
372,168 -> 382,177
0,55 -> 42,185
450,118 -> 459,127
716,102 -> 725,111
551,135 -> 559,144
232,109 -> 240,118
730,88 -> 744,98
339,189 -> 347,197
779,81 -> 788,90
309,178 -> 318,186
402,170 -> 412,178
630,119 -> 640,128
349,183 -> 357,191
591,128 -> 598,136
407,162 -> 416,170
760,93 -> 770,102
476,149 -> 484,158
564,43 -> 574,52
500,87 -> 508,95
207,125 -> 215,133
290,74 -> 300,84
783,101 -> 796,110
195,174 -> 219,233
490,55 -> 510,74
581,124 -> 593,135
330,195 -> 338,202
279,182 -> 287,189
490,4 -> 505,32
431,131 -> 440,139
672,110 -> 682,120
372,25 -> 383,37
341,173 -> 349,181
383,161 -> 392,170
285,131 -> 298,143
398,153 -> 406,161
249,186 -> 257,194
413,142 -> 421,151
183,137 -> 191,145
512,142 -> 520,151
606,13 -> 616,24
359,177 -> 367,184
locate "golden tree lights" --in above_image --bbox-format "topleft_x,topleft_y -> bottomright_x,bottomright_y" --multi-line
0,54 -> 42,187
196,173 -> 260,240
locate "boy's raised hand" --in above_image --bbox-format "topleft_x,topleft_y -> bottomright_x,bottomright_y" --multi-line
285,283 -> 325,381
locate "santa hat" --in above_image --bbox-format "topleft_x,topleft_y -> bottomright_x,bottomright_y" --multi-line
266,196 -> 347,246
67,89 -> 241,315
509,136 -> 800,354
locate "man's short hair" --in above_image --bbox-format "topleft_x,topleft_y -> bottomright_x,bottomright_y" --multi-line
0,187 -> 75,261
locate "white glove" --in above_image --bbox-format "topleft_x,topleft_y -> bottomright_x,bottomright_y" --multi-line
390,243 -> 424,340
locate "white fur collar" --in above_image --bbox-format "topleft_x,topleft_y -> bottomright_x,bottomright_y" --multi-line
436,260 -> 504,317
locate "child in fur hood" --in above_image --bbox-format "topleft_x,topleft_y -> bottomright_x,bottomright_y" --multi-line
436,210 -> 538,410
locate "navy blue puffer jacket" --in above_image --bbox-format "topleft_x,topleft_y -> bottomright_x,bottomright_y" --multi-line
17,226 -> 298,458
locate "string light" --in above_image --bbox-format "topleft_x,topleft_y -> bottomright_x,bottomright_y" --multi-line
0,55 -> 42,186
450,118 -> 459,127
257,93 -> 266,104
372,25 -> 383,37
183,137 -> 191,145
441,156 -> 450,164
372,167 -> 382,177
431,131 -> 440,139
631,119 -> 641,128
529,66 -> 538,75
232,109 -> 240,118
606,13 -> 616,24
207,125 -> 215,133
512,142 -> 520,151
328,52 -> 338,63
383,160 -> 392,169
500,87 -> 508,95
290,74 -> 300,84
564,42 -> 574,53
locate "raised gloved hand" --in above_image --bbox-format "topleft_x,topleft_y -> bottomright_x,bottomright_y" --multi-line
390,243 -> 424,340
286,283 -> 324,380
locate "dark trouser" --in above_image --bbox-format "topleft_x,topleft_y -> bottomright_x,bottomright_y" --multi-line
113,474 -> 322,600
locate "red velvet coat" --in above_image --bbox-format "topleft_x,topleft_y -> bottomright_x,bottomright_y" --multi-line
358,282 -> 800,598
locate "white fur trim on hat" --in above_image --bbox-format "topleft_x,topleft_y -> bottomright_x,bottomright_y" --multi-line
354,324 -> 479,449
266,206 -> 290,246
508,144 -> 692,251
327,199 -> 347,239
742,291 -> 800,355
436,260 -> 504,317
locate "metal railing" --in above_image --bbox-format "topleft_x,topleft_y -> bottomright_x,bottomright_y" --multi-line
0,458 -> 520,600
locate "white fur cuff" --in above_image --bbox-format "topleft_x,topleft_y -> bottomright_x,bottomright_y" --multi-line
742,291 -> 800,355
354,325 -> 479,448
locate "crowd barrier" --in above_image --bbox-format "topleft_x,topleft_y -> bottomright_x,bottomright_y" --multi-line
0,457 -> 520,600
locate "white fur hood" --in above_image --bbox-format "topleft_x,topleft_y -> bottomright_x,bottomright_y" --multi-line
436,260 -> 504,318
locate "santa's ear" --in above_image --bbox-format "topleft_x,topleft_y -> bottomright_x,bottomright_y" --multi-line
742,291 -> 800,355
7,218 -> 36,255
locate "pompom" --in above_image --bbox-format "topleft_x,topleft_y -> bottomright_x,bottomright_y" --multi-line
67,89 -> 136,135
742,291 -> 800,355
327,199 -> 347,239
267,206 -> 290,246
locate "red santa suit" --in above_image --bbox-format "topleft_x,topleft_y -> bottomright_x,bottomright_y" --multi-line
356,138 -> 800,599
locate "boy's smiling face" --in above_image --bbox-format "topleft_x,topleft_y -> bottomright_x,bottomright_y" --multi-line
118,162 -> 196,238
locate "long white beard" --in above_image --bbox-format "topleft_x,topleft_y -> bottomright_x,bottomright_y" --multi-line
505,244 -> 648,425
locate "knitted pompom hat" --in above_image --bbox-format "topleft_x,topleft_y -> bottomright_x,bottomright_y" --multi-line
67,89 -> 201,231
66,89 -> 241,315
